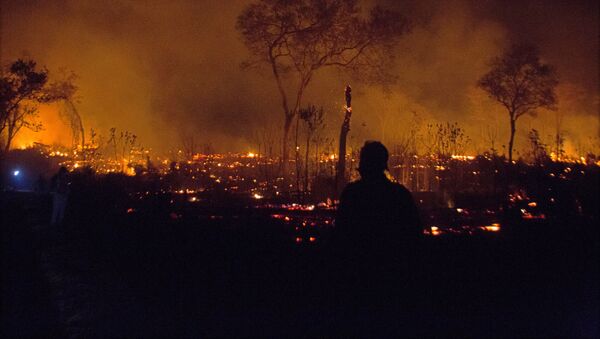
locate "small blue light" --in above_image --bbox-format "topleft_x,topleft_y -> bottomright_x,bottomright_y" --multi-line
13,170 -> 20,176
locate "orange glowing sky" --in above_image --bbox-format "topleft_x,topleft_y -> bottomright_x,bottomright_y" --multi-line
1,0 -> 598,156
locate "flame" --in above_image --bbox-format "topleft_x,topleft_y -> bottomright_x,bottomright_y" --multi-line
12,104 -> 78,150
481,223 -> 501,232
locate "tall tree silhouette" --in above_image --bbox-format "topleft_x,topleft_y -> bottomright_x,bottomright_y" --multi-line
336,85 -> 352,195
299,104 -> 323,191
478,44 -> 558,163
237,0 -> 410,176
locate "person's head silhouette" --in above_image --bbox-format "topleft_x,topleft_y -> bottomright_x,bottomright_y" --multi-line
358,141 -> 389,179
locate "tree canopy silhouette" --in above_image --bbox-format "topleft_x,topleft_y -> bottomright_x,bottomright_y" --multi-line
478,44 -> 558,163
236,0 -> 410,174
0,59 -> 77,152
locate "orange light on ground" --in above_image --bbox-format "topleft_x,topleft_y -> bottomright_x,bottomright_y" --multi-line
522,213 -> 546,220
126,208 -> 135,214
430,226 -> 441,236
481,223 -> 501,232
309,236 -> 316,242
295,237 -> 303,243
451,155 -> 475,161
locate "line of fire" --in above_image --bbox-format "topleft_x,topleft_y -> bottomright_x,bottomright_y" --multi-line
3,100 -> 598,238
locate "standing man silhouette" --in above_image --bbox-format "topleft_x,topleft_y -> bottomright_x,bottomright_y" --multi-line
50,166 -> 70,226
336,141 -> 422,251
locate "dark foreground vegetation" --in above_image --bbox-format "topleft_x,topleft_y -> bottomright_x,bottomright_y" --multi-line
2,183 -> 598,337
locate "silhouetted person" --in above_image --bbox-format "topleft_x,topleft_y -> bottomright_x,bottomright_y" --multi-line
332,141 -> 422,319
50,166 -> 70,226
34,174 -> 47,193
336,141 -> 422,253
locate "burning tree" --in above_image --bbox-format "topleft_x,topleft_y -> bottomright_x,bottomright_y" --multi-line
0,59 -> 77,153
478,44 -> 558,164
237,0 -> 410,175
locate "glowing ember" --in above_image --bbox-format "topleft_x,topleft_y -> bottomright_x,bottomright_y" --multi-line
481,223 -> 501,232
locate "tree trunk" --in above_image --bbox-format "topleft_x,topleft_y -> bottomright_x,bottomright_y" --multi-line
281,114 -> 294,178
295,114 -> 301,194
336,85 -> 353,197
79,125 -> 86,160
305,133 -> 310,192
508,116 -> 516,164
314,141 -> 319,180
336,124 -> 349,196
4,121 -> 18,152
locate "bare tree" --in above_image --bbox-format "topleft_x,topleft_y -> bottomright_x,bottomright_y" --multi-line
60,100 -> 85,149
107,128 -> 138,172
46,71 -> 85,150
553,109 -> 565,161
484,123 -> 499,155
180,132 -> 197,160
86,128 -> 100,165
299,104 -> 324,191
253,121 -> 280,183
478,44 -> 558,163
237,0 -> 410,175
528,128 -> 549,165
336,85 -> 352,195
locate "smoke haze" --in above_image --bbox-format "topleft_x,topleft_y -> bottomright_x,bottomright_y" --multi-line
1,0 -> 598,155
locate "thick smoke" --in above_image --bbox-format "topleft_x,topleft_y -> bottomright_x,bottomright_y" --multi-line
1,0 -> 598,156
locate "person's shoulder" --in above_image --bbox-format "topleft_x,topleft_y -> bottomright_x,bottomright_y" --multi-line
389,182 -> 412,196
340,180 -> 363,197
345,180 -> 365,191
